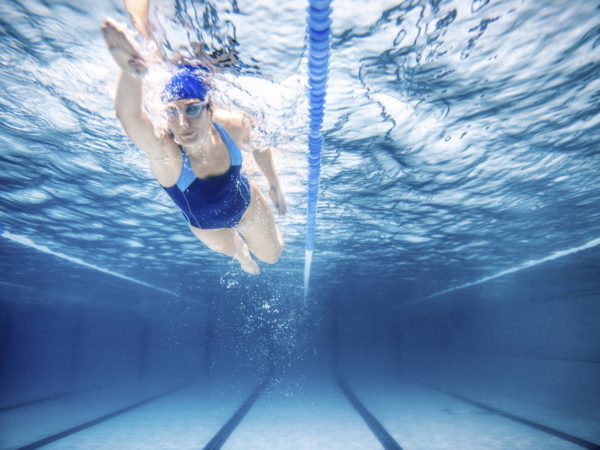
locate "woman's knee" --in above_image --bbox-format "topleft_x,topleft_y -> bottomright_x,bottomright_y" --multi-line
256,235 -> 283,264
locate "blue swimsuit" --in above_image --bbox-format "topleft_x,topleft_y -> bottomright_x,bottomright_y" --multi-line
162,122 -> 251,229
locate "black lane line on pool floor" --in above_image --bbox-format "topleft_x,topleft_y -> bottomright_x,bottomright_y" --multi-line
16,382 -> 191,450
203,379 -> 270,450
429,385 -> 600,450
336,377 -> 403,450
0,382 -> 116,412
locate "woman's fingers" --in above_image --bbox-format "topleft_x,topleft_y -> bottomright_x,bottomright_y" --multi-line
269,186 -> 287,216
101,19 -> 147,75
277,195 -> 288,215
102,20 -> 135,54
102,20 -> 125,48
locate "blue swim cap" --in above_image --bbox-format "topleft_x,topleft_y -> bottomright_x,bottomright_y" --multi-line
162,65 -> 209,103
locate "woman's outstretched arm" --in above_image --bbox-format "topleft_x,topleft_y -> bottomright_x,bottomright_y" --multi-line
101,19 -> 171,158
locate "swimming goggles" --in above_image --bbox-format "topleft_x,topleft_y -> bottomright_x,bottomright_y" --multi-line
166,102 -> 206,120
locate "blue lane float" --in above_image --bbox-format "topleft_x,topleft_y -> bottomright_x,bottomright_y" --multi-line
304,0 -> 332,300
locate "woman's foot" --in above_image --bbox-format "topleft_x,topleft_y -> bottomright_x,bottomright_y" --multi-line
240,258 -> 260,275
124,0 -> 152,39
236,246 -> 260,275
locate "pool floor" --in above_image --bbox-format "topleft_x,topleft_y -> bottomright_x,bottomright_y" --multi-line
0,375 -> 593,449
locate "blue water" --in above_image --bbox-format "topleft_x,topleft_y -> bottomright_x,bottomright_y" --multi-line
1,1 -> 599,449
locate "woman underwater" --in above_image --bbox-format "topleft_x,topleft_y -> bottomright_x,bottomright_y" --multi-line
101,5 -> 286,275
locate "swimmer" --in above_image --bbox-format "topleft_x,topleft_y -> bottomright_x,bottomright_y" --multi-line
101,3 -> 286,275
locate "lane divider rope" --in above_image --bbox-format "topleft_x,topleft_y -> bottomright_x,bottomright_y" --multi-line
304,0 -> 332,301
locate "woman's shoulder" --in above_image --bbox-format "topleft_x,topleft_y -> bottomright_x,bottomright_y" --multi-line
212,108 -> 253,148
213,108 -> 251,128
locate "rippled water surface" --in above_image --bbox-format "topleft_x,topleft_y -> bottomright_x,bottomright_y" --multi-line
1,0 -> 599,305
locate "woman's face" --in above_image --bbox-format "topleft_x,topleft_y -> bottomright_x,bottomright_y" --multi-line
166,99 -> 208,146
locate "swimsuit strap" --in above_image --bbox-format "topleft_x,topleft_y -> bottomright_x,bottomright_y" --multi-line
176,149 -> 196,191
212,122 -> 243,166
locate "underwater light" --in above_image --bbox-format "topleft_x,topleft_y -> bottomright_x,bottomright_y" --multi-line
0,227 -> 178,298
399,236 -> 600,308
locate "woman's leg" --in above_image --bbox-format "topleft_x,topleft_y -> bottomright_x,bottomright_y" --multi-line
237,184 -> 284,264
189,226 -> 259,275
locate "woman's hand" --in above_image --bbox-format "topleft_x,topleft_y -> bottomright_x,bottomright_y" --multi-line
269,184 -> 287,216
251,149 -> 287,216
101,19 -> 147,76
